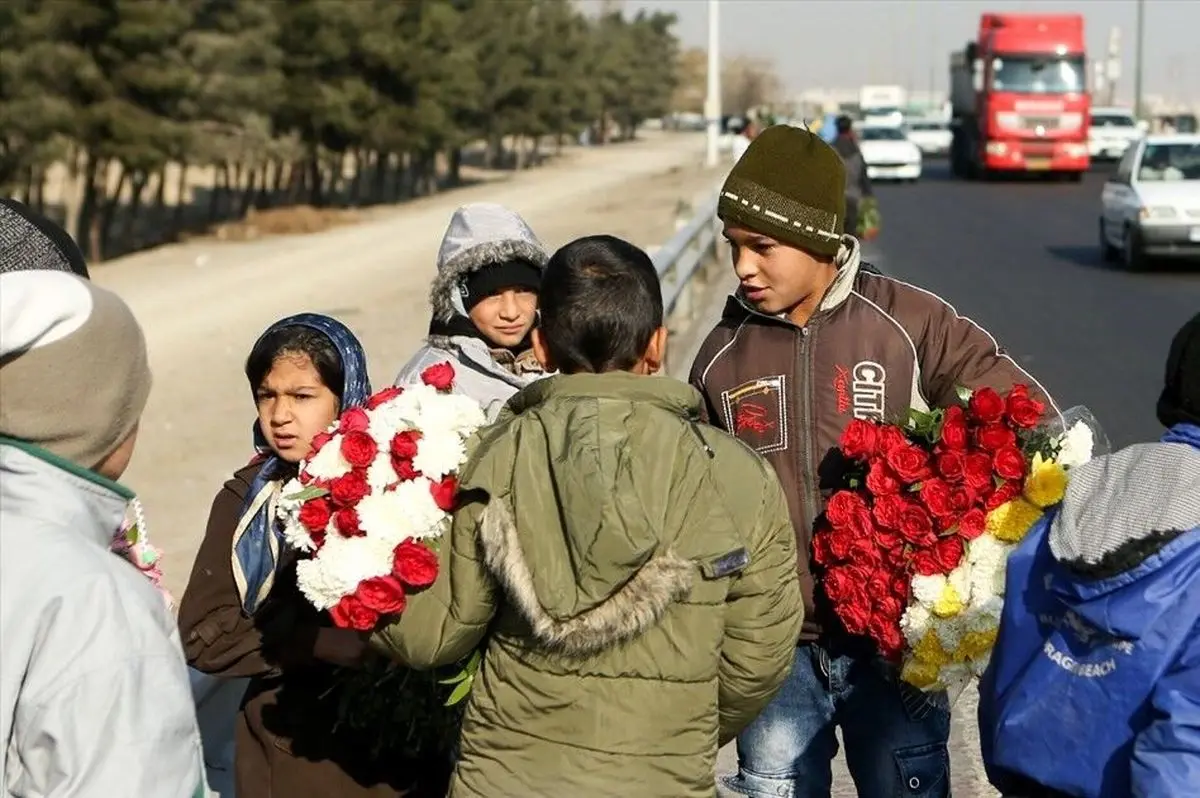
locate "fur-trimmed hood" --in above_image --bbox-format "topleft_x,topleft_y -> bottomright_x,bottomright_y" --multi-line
429,203 -> 548,322
460,373 -> 708,656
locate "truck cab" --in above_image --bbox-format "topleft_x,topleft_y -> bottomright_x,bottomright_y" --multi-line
950,13 -> 1091,180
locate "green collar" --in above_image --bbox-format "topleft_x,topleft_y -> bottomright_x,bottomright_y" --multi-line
0,436 -> 135,501
506,372 -> 702,420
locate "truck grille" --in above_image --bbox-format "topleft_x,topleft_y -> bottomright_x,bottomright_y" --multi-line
1019,116 -> 1060,131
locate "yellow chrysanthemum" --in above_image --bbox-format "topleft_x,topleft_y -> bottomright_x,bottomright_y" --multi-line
1024,458 -> 1067,509
913,630 -> 952,666
986,498 -> 1045,543
953,628 -> 998,662
932,582 -> 966,618
901,658 -> 942,690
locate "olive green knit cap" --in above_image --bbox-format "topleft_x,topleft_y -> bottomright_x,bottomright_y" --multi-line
718,125 -> 847,256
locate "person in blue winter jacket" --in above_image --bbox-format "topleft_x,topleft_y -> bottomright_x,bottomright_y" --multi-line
978,311 -> 1200,798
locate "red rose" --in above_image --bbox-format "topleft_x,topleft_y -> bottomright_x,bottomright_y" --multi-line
420,362 -> 456,391
912,549 -> 944,576
298,497 -> 332,534
949,487 -> 976,514
897,502 -> 937,547
824,527 -> 853,562
919,478 -> 955,519
393,457 -> 420,482
340,430 -> 378,469
993,445 -> 1028,481
329,471 -> 370,508
870,616 -> 905,660
812,534 -> 836,567
886,443 -> 933,483
985,480 -> 1021,511
390,431 -> 421,460
839,419 -> 879,461
839,599 -> 872,636
868,570 -> 891,599
846,536 -> 883,568
1005,385 -> 1045,429
365,385 -> 404,411
310,430 -> 335,454
334,507 -> 363,537
876,528 -> 906,555
872,493 -> 906,530
940,406 -> 969,450
934,535 -> 965,572
963,452 -> 995,492
936,450 -> 966,482
865,460 -> 903,496
875,594 -> 905,622
356,575 -> 408,616
875,425 -> 910,457
890,574 -> 910,600
968,387 -> 1006,424
392,539 -> 439,588
822,566 -> 854,602
958,507 -> 986,540
825,490 -> 869,529
430,476 -> 457,512
339,407 -> 370,434
975,422 -> 1017,452
329,594 -> 379,631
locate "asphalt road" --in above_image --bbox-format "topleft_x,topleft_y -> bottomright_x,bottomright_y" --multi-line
871,159 -> 1200,450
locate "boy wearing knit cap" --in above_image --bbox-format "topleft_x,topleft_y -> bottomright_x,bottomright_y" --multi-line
689,125 -> 1058,797
0,271 -> 205,797
978,312 -> 1200,797
395,203 -> 549,420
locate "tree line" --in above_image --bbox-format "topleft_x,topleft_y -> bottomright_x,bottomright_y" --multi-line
0,0 -> 680,261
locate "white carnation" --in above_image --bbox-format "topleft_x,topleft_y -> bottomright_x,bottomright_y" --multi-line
296,533 -> 394,610
900,604 -> 932,648
947,560 -> 972,601
355,478 -> 446,546
305,434 -> 352,481
911,574 -> 946,609
1057,421 -> 1095,470
366,451 -> 397,490
417,392 -> 486,437
967,535 -> 1013,603
413,429 -> 468,481
933,614 -> 969,654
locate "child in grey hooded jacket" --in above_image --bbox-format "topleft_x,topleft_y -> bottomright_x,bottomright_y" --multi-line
395,203 -> 549,420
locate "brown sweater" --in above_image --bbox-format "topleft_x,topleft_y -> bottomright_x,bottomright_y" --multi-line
178,461 -> 448,797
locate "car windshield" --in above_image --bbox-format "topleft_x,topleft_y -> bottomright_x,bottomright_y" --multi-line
860,127 -> 907,141
1137,143 -> 1200,182
910,122 -> 946,131
990,55 -> 1085,94
1092,113 -> 1136,128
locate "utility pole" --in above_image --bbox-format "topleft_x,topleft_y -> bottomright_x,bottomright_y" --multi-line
704,0 -> 722,167
1133,0 -> 1145,119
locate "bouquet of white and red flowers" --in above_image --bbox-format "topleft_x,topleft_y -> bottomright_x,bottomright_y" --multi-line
277,362 -> 486,631
812,386 -> 1103,699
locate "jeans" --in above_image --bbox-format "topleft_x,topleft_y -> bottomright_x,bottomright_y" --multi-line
723,642 -> 951,798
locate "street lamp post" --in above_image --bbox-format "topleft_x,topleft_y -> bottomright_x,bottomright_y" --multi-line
1133,0 -> 1145,119
704,0 -> 722,167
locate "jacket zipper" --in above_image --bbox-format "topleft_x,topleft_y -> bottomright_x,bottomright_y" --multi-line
796,327 -> 819,537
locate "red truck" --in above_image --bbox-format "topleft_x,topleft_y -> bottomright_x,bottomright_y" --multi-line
950,13 -> 1090,180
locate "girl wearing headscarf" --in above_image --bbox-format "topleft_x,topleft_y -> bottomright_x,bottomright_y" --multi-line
178,314 -> 442,797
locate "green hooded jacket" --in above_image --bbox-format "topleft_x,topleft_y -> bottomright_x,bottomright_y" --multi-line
372,372 -> 802,797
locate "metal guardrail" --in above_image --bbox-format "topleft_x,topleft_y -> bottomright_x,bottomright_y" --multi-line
653,189 -> 722,322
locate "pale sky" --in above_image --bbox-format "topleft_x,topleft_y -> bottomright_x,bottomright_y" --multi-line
606,0 -> 1199,106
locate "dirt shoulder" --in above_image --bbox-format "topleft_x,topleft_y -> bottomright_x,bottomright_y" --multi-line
94,131 -> 722,598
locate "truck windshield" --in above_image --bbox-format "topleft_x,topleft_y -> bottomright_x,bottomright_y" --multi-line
991,55 -> 1085,94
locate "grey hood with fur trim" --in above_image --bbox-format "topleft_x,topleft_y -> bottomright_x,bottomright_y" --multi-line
429,203 -> 548,322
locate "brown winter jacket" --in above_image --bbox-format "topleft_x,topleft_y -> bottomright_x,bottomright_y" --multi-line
688,238 -> 1058,641
178,462 -> 447,798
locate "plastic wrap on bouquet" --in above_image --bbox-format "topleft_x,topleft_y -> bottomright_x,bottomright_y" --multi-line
1040,404 -> 1111,468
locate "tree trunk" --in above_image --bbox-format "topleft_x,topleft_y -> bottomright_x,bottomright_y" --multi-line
306,146 -> 322,207
171,163 -> 189,238
75,152 -> 101,260
241,166 -> 261,217
447,147 -> 462,186
372,152 -> 388,203
118,170 -> 149,253
98,163 -> 128,260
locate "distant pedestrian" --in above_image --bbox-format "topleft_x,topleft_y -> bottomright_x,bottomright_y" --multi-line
394,203 -> 548,419
690,124 -> 1058,798
979,311 -> 1200,798
731,119 -> 759,163
373,234 -> 803,797
0,269 -> 205,797
829,115 -> 877,239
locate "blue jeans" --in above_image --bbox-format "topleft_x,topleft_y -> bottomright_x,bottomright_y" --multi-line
723,642 -> 951,798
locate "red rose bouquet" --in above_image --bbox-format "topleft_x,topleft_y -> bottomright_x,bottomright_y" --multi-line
813,385 -> 1097,697
277,362 -> 485,631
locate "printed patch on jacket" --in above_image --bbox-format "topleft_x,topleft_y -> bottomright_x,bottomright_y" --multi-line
720,375 -> 788,454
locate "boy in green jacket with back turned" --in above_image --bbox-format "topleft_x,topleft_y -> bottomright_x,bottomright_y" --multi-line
373,234 -> 803,798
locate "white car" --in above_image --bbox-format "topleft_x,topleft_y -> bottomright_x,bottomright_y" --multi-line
906,120 -> 952,157
1099,134 -> 1200,268
1089,107 -> 1143,162
858,125 -> 923,182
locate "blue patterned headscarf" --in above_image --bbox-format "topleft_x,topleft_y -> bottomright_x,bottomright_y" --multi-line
231,313 -> 372,613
